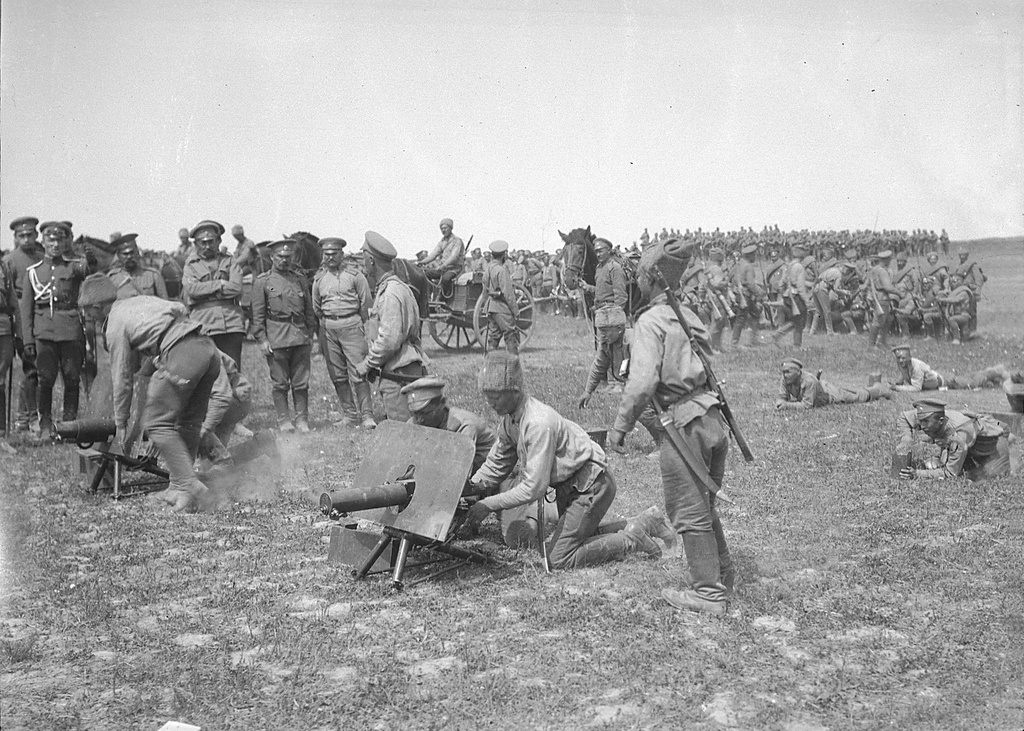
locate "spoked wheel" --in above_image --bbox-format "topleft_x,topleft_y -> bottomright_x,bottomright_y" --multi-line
428,304 -> 479,351
473,284 -> 536,351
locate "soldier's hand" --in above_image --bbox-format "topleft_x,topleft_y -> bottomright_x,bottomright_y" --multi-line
22,343 -> 35,361
898,467 -> 916,480
261,341 -> 273,356
465,500 -> 492,527
577,392 -> 592,409
607,428 -> 627,454
354,360 -> 370,378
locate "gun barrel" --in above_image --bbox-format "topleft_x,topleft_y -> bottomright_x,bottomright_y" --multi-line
320,482 -> 414,517
52,418 -> 117,445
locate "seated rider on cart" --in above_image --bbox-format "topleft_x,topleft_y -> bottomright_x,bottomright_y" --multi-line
420,218 -> 466,293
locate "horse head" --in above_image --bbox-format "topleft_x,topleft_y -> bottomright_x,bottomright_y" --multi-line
559,226 -> 595,290
285,231 -> 323,277
75,234 -> 116,273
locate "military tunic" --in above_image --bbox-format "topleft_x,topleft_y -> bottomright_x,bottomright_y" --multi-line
776,372 -> 876,409
252,270 -> 315,394
364,272 -> 427,421
0,262 -> 16,436
182,251 -> 245,365
107,264 -> 169,299
482,259 -> 519,354
897,408 -> 1009,480
2,245 -> 41,426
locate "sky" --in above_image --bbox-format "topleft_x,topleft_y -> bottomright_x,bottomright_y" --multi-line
1,0 -> 1022,257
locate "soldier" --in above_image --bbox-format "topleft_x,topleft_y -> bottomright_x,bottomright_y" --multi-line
182,220 -> 246,368
918,276 -> 945,340
609,237 -> 735,614
541,253 -> 561,314
252,240 -> 316,433
1004,372 -> 1024,414
922,251 -> 948,290
889,345 -> 1007,392
895,397 -> 1010,481
400,376 -> 496,473
103,295 -> 222,512
815,254 -> 844,335
703,247 -> 731,352
466,352 -> 672,569
4,216 -> 42,433
730,244 -> 764,347
355,231 -> 428,422
939,273 -> 974,344
106,234 -> 169,299
577,238 -> 628,403
20,221 -> 93,432
953,250 -> 985,332
866,250 -> 901,348
775,358 -> 891,410
892,250 -> 922,337
231,225 -> 259,337
481,240 -> 520,354
174,227 -> 192,264
772,243 -> 812,348
0,254 -> 16,453
762,245 -> 786,327
420,218 -> 465,290
311,237 -> 375,429
465,247 -> 485,275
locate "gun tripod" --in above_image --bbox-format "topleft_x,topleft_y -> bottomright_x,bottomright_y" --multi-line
353,525 -> 490,589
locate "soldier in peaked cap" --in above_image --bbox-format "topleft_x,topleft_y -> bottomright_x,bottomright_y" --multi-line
401,376 -> 496,474
230,224 -> 259,336
576,238 -> 628,405
466,351 -> 673,571
312,237 -> 375,429
181,220 -> 245,367
610,237 -> 737,615
481,240 -> 520,354
20,220 -> 96,433
775,357 -> 891,410
356,231 -> 427,421
106,234 -> 168,300
865,249 -> 901,348
4,217 -> 42,432
730,242 -> 765,347
895,397 -> 1009,481
252,240 -> 316,433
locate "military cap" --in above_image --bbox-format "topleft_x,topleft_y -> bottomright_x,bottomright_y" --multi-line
400,376 -> 447,412
40,220 -> 73,237
479,351 -> 524,392
77,273 -> 119,308
781,357 -> 803,369
319,237 -> 346,250
912,397 -> 946,416
269,239 -> 295,255
877,249 -> 893,259
112,233 -> 139,251
594,238 -> 613,252
231,224 -> 244,235
489,240 -> 510,254
190,220 -> 225,239
791,243 -> 807,254
638,237 -> 693,287
9,216 -> 39,232
891,345 -> 911,355
363,231 -> 397,261
439,217 -> 454,228
741,244 -> 758,256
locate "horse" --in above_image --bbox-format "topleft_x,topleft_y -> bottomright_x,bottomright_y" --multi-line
284,231 -> 325,280
558,226 -> 644,322
73,235 -> 116,273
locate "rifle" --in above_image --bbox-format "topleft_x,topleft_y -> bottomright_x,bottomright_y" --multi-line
651,265 -> 755,462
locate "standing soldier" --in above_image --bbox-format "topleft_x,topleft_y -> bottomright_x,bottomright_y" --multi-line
541,252 -> 561,314
106,234 -> 169,299
355,231 -> 428,422
252,240 -> 316,433
763,245 -> 786,328
772,243 -> 812,348
1,253 -> 17,453
703,248 -> 731,352
4,217 -> 42,433
420,218 -> 466,290
609,238 -> 735,614
231,225 -> 259,338
311,237 -> 375,429
20,221 -> 93,433
182,220 -> 246,368
481,240 -> 520,354
577,238 -> 628,403
730,243 -> 764,347
866,250 -> 901,348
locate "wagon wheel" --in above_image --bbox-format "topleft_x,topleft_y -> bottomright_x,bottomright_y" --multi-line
428,302 -> 479,351
473,284 -> 535,351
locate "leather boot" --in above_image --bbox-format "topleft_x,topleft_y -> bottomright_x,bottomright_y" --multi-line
622,519 -> 662,559
866,383 -> 893,401
294,390 -> 310,433
662,531 -> 727,614
333,382 -> 359,427
273,391 -> 294,432
627,506 -> 677,550
353,381 -> 376,428
712,516 -> 735,596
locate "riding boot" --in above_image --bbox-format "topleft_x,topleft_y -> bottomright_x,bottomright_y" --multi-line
273,391 -> 294,432
353,381 -> 376,428
333,382 -> 359,426
730,319 -> 744,346
792,323 -> 803,348
293,390 -> 310,433
662,531 -> 727,614
808,310 -> 820,335
711,515 -> 734,596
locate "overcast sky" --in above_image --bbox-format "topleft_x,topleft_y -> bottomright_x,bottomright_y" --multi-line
2,0 -> 1021,256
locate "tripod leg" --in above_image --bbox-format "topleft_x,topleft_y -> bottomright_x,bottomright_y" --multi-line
355,535 -> 392,580
88,458 -> 109,494
113,459 -> 122,500
392,536 -> 413,589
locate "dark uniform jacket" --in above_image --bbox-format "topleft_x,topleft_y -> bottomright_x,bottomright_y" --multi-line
252,270 -> 315,349
182,252 -> 245,335
20,256 -> 88,342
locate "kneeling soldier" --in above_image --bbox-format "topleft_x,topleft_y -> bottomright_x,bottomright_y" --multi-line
775,357 -> 891,410
466,352 -> 673,570
252,240 -> 315,432
895,397 -> 1010,481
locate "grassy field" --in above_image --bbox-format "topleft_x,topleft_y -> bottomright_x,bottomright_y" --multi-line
1,238 -> 1022,730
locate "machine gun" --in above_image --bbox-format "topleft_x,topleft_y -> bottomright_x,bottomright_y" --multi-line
52,417 -> 168,499
322,421 -> 493,589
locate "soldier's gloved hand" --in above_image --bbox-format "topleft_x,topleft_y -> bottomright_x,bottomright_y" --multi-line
465,500 -> 492,528
607,428 -> 627,454
577,392 -> 592,409
260,341 -> 273,356
23,343 -> 35,360
898,467 -> 916,480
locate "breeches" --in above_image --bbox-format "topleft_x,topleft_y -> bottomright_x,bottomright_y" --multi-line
267,343 -> 311,393
210,332 -> 245,370
547,467 -> 630,570
378,362 -> 426,422
487,312 -> 520,354
0,335 -> 12,433
36,339 -> 84,424
321,322 -> 368,386
660,407 -> 729,534
15,338 -> 38,421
